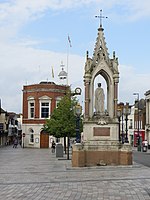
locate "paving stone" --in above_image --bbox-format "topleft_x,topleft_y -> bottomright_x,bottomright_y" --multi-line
0,146 -> 150,200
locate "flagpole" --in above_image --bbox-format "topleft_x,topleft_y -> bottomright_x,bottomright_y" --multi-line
51,66 -> 54,79
67,34 -> 72,86
0,99 -> 1,114
67,37 -> 69,86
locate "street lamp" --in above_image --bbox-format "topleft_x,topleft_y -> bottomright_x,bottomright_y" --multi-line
117,109 -> 121,142
74,103 -> 82,143
133,93 -> 141,151
117,102 -> 124,144
123,103 -> 131,143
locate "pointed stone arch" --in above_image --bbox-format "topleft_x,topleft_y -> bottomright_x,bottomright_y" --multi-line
84,27 -> 119,120
92,68 -> 113,117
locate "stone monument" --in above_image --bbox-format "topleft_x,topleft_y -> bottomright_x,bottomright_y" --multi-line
72,15 -> 132,167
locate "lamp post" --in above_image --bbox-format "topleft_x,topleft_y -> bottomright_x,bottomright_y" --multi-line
123,103 -> 131,143
117,102 -> 124,144
133,93 -> 141,151
22,133 -> 25,148
74,103 -> 82,143
117,109 -> 121,142
64,87 -> 82,159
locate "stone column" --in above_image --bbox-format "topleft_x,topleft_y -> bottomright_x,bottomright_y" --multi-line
84,81 -> 90,119
113,74 -> 119,118
114,82 -> 118,117
114,83 -> 118,117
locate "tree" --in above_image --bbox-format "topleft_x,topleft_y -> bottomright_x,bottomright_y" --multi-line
43,94 -> 77,139
43,93 -> 83,159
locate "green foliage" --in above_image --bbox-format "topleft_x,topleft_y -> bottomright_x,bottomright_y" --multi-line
44,94 -> 79,138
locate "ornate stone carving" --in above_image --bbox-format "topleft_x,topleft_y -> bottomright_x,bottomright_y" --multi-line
97,118 -> 108,125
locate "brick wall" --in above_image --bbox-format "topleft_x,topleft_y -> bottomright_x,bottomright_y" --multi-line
22,82 -> 68,125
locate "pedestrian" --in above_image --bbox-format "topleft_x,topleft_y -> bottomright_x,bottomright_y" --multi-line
19,139 -> 22,146
145,140 -> 148,147
13,138 -> 18,148
51,141 -> 56,153
142,140 -> 148,152
142,140 -> 148,147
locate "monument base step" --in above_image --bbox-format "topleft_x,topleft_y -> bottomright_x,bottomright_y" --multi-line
72,143 -> 132,167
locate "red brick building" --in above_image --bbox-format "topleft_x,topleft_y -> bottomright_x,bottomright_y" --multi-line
22,81 -> 68,148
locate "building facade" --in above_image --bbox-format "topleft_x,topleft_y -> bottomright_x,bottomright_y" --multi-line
7,112 -> 22,144
22,81 -> 68,148
133,99 -> 146,147
0,108 -> 9,146
145,90 -> 150,148
0,104 -> 22,146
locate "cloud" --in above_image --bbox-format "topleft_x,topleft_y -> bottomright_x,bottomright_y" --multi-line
0,0 -> 150,113
0,0 -> 150,29
119,64 -> 150,104
0,40 -> 85,112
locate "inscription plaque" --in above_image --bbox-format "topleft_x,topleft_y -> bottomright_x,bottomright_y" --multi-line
93,127 -> 110,136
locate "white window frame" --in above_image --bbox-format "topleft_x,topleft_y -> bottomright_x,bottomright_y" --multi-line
56,97 -> 62,108
30,133 -> 34,143
27,97 -> 35,119
39,96 -> 51,119
29,128 -> 34,144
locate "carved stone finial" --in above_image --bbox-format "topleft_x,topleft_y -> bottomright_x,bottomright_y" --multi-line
113,51 -> 115,59
86,51 -> 89,60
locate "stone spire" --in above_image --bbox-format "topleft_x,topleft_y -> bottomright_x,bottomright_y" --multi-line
93,10 -> 109,64
93,26 -> 110,64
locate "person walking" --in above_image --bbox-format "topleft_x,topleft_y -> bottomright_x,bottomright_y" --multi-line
13,138 -> 18,148
51,141 -> 56,153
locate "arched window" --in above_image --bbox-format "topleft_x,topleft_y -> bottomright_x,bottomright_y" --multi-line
29,128 -> 34,143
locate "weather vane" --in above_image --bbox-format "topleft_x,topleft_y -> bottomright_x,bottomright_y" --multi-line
95,9 -> 108,27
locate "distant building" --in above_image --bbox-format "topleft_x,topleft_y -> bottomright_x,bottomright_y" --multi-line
145,90 -> 150,148
7,112 -> 22,143
0,108 -> 9,146
117,100 -> 146,146
22,81 -> 68,148
133,99 -> 146,147
128,106 -> 134,145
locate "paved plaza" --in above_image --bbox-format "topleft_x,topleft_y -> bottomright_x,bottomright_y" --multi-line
0,146 -> 150,200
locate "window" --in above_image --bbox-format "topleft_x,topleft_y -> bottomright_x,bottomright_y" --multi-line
30,102 -> 34,118
30,134 -> 34,143
39,96 -> 51,119
56,97 -> 61,108
0,123 -> 3,130
27,97 -> 35,119
29,128 -> 34,143
41,102 -> 49,118
129,119 -> 133,129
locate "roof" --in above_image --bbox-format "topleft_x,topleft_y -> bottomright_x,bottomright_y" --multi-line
0,108 -> 6,114
39,81 -> 55,85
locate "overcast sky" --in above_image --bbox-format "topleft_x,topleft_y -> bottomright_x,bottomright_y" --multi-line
0,0 -> 150,113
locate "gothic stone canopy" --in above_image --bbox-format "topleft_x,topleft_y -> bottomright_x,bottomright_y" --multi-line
84,26 -> 119,119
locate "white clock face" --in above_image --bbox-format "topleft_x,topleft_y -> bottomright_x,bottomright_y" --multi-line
75,88 -> 81,94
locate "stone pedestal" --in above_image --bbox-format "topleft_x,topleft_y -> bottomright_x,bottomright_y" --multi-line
72,142 -> 132,167
72,118 -> 132,167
